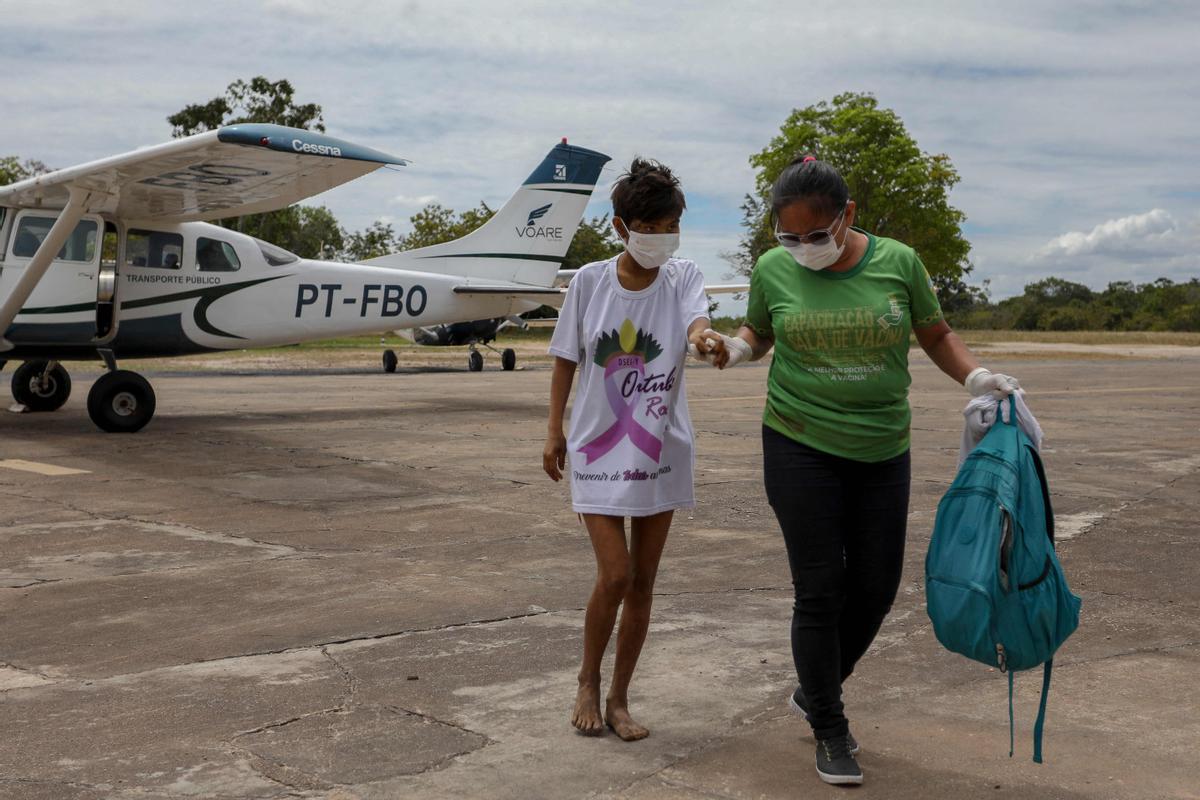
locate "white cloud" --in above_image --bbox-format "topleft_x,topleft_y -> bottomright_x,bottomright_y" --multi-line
2,0 -> 1198,304
391,194 -> 438,207
1037,209 -> 1178,258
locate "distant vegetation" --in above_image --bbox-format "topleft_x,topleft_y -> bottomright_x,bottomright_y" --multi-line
943,276 -> 1200,332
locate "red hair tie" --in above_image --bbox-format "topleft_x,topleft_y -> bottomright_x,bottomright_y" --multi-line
802,156 -> 817,163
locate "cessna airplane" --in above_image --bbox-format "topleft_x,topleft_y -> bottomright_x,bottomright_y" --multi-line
0,124 -> 610,431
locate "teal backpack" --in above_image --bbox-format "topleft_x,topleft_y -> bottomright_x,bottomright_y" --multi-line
925,397 -> 1081,763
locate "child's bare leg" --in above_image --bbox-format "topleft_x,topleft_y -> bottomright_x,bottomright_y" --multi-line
573,513 -> 631,735
607,509 -> 673,741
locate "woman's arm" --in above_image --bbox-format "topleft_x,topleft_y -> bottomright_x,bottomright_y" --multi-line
913,320 -> 978,384
700,324 -> 774,369
543,356 -> 577,481
913,319 -> 1021,396
737,325 -> 775,361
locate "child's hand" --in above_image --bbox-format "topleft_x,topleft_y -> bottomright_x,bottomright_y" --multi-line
688,328 -> 726,366
543,433 -> 567,481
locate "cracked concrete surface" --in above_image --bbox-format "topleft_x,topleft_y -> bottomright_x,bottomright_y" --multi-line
1,351 -> 1198,799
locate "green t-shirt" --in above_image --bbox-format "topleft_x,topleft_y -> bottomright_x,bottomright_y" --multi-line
745,231 -> 944,462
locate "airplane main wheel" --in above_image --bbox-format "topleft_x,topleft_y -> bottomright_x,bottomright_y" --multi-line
12,361 -> 72,412
468,350 -> 484,372
87,370 -> 156,433
501,348 -> 517,371
382,349 -> 398,373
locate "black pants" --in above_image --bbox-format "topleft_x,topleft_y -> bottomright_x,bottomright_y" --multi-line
762,425 -> 910,740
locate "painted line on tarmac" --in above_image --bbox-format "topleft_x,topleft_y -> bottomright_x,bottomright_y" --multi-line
0,459 -> 91,476
690,395 -> 767,404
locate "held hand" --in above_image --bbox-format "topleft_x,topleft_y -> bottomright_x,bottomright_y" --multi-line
543,433 -> 567,481
965,367 -> 1021,399
687,329 -> 750,369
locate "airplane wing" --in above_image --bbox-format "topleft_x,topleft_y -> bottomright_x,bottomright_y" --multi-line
0,123 -> 407,223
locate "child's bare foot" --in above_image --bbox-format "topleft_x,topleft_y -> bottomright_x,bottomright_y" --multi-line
605,698 -> 649,741
571,681 -> 604,735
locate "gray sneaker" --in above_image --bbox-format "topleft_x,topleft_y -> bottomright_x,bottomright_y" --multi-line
815,734 -> 863,786
788,686 -> 860,754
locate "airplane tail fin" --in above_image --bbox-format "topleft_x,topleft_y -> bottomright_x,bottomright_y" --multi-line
363,142 -> 611,287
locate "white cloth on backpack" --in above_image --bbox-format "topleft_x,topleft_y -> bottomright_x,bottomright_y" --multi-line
959,390 -> 1044,466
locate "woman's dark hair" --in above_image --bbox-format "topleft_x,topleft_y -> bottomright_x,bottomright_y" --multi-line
610,158 -> 686,224
770,155 -> 849,219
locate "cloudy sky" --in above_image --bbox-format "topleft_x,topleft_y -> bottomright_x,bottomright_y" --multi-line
2,0 -> 1198,313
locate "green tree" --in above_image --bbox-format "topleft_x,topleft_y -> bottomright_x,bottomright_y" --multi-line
342,220 -> 401,262
0,156 -> 51,186
168,77 -> 334,256
167,76 -> 324,137
728,92 -> 972,287
398,202 -> 496,250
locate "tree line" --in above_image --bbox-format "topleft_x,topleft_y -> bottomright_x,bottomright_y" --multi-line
4,80 -> 1194,331
943,276 -> 1200,332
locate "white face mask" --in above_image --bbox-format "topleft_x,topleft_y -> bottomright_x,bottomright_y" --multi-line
616,219 -> 679,269
783,236 -> 845,271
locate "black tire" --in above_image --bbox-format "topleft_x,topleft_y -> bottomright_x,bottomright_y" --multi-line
382,349 -> 398,374
501,348 -> 516,371
87,370 -> 156,433
468,350 -> 484,372
12,361 -> 72,412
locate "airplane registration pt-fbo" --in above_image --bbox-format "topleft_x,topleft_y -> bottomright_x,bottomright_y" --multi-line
0,124 -> 610,432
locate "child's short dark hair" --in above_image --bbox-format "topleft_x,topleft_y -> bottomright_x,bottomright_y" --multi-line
610,158 -> 686,224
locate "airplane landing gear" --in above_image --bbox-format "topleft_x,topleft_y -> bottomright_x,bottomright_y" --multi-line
382,349 -> 398,373
87,370 -> 156,433
12,360 -> 72,412
466,343 -> 517,372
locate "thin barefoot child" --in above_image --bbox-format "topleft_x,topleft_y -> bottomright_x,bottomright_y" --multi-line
543,158 -> 715,741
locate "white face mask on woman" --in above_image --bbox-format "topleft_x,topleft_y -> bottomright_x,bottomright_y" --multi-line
783,236 -> 845,271
616,219 -> 679,269
776,206 -> 847,271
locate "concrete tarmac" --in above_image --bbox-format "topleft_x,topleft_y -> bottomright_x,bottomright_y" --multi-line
1,347 -> 1198,799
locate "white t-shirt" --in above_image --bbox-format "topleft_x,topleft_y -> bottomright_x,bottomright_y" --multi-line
549,257 -> 710,516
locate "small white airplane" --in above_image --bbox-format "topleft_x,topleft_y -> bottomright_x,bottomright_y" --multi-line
0,125 -> 613,431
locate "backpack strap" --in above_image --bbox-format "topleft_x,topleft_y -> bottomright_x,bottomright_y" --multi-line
1007,669 -> 1015,758
1033,659 -> 1053,763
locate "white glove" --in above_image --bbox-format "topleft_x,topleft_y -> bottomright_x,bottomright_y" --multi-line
964,367 -> 1020,398
689,331 -> 752,369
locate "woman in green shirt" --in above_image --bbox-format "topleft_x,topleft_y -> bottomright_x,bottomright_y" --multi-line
704,156 -> 1018,786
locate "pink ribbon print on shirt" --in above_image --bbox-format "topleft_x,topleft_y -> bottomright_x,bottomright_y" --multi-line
580,319 -> 666,465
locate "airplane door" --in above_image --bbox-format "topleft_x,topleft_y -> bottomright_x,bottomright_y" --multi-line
96,222 -> 119,341
7,211 -> 106,345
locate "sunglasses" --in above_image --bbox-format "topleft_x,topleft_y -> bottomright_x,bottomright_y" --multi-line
775,205 -> 847,247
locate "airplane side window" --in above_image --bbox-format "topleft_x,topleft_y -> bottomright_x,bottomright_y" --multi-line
127,229 -> 184,269
11,216 -> 98,262
196,237 -> 241,272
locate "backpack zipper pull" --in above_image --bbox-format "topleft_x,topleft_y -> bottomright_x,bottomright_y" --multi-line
996,643 -> 1008,673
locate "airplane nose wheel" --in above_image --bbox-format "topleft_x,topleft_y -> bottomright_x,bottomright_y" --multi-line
87,370 -> 156,433
12,360 -> 72,412
501,348 -> 516,371
467,349 -> 484,372
382,349 -> 398,373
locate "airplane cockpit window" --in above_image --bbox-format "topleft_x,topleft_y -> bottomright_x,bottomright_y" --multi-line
196,237 -> 241,272
126,229 -> 184,269
256,239 -> 299,267
12,216 -> 98,262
